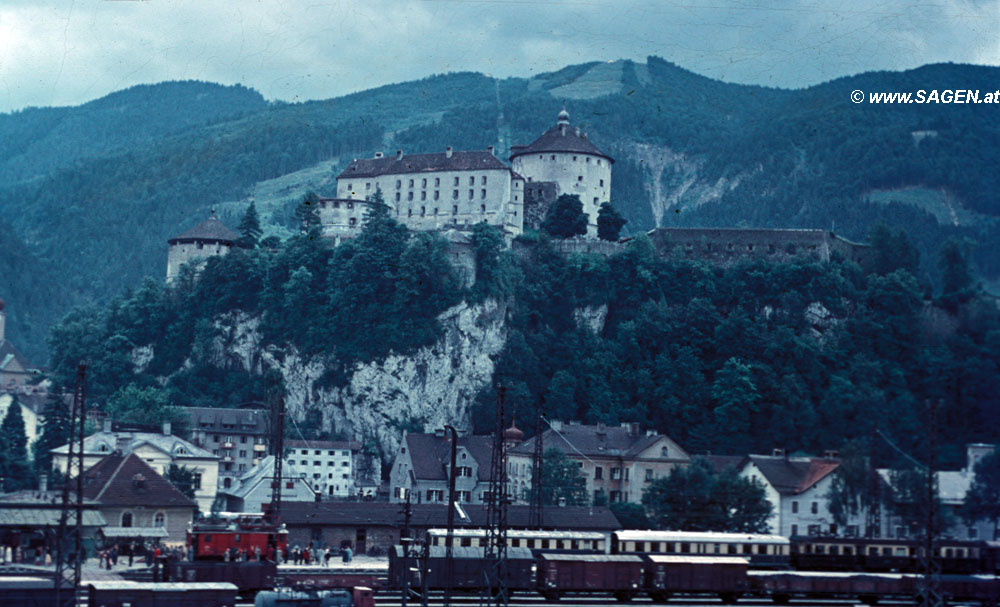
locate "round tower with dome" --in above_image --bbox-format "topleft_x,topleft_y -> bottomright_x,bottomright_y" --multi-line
166,210 -> 240,283
509,109 -> 614,236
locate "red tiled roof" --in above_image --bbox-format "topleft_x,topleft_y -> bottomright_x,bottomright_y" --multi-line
338,150 -> 509,179
81,452 -> 197,508
746,455 -> 840,495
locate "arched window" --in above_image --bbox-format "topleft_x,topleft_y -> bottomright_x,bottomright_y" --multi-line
223,477 -> 232,489
121,512 -> 133,528
661,446 -> 669,457
154,512 -> 166,528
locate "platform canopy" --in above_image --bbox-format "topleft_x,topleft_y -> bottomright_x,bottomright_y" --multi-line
100,526 -> 168,539
0,508 -> 105,527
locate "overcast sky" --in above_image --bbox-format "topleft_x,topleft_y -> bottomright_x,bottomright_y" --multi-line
0,0 -> 997,113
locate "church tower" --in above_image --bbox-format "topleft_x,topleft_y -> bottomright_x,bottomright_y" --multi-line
510,109 -> 614,237
166,211 -> 240,283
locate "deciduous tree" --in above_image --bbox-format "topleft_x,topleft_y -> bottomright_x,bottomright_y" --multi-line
542,194 -> 588,238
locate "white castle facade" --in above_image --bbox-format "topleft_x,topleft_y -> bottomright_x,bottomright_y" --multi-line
166,110 -> 615,279
323,109 -> 614,241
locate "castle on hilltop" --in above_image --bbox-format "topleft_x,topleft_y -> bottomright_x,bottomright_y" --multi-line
322,109 -> 614,242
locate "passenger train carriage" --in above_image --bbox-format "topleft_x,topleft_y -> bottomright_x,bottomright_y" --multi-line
790,535 -> 993,574
425,528 -> 609,554
612,531 -> 791,568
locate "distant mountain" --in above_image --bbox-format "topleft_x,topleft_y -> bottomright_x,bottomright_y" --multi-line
1,59 -> 998,362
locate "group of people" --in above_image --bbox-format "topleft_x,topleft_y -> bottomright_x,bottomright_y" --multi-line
288,543 -> 353,566
98,541 -> 166,569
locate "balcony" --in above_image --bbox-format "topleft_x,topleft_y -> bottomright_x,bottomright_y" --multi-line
222,441 -> 234,449
253,444 -> 267,451
222,455 -> 234,463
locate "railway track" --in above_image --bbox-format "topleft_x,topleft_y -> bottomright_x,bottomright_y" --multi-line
238,595 -> 920,607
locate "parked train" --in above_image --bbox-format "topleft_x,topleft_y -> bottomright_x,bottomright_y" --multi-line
425,527 -> 1000,575
388,544 -> 1000,605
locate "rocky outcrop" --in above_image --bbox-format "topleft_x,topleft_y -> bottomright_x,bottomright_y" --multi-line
204,300 -> 508,464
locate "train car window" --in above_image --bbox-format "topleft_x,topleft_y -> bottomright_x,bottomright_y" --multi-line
571,540 -> 579,550
816,545 -> 825,555
882,547 -> 892,556
557,540 -> 565,550
527,539 -> 535,548
803,544 -> 812,554
712,543 -> 720,554
844,546 -> 853,555
972,548 -> 979,558
945,548 -> 954,558
830,545 -> 839,555
897,547 -> 908,557
543,540 -> 551,549
235,534 -> 241,543
680,542 -> 690,553
633,541 -> 643,552
460,538 -> 471,547
511,539 -> 520,547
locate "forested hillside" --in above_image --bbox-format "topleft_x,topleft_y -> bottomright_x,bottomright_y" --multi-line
1,59 -> 999,361
43,215 -> 1000,470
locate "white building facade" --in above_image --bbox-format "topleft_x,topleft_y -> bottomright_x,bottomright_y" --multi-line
328,148 -> 524,241
286,439 -> 361,497
510,109 -> 613,237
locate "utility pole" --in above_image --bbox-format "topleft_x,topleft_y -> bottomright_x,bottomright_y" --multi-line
482,385 -> 510,607
444,425 -> 458,607
265,396 -> 286,529
916,400 -> 943,607
54,363 -> 87,607
528,397 -> 544,529
400,492 -> 413,607
865,420 -> 882,538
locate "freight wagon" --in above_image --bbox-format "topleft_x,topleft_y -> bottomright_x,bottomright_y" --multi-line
0,576 -> 60,607
388,545 -> 535,594
643,555 -> 749,603
536,554 -> 643,601
86,581 -> 238,607
278,564 -> 387,592
170,560 -> 277,597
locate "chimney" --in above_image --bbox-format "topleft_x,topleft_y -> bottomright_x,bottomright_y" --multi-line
558,496 -> 566,507
824,449 -> 839,460
396,149 -> 403,160
772,448 -> 785,457
162,421 -> 172,436
576,127 -> 581,137
103,419 -> 112,434
445,146 -> 453,159
374,152 -> 383,158
116,434 -> 132,454
550,420 -> 563,431
487,146 -> 495,156
39,474 -> 48,494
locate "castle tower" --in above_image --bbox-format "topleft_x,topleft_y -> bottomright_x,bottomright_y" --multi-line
510,109 -> 613,237
166,210 -> 240,283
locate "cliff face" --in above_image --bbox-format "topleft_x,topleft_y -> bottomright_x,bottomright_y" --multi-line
204,300 -> 508,464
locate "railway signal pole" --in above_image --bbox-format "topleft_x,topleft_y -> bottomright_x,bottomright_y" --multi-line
266,396 -> 286,529
528,397 -> 544,530
482,385 -> 510,607
916,400 -> 943,607
54,363 -> 87,607
444,425 -> 458,607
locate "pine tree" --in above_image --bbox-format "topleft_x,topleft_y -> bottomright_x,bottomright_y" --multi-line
237,201 -> 263,248
541,194 -> 588,238
596,202 -> 627,241
33,391 -> 72,476
295,192 -> 322,235
0,400 -> 35,491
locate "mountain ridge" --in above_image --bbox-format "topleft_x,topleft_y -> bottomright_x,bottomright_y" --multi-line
1,57 -> 998,362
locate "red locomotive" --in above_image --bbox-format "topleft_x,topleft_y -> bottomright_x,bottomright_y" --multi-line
187,510 -> 288,561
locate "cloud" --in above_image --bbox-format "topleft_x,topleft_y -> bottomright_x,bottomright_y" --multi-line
0,0 -> 996,113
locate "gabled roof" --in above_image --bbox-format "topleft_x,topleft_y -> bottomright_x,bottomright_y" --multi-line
51,430 -> 216,460
223,455 -> 314,500
745,455 -> 839,495
281,502 -> 620,531
168,212 -> 239,244
0,339 -> 33,373
81,452 -> 197,509
185,406 -> 269,433
338,150 -> 510,179
510,117 -> 613,163
403,432 -> 497,482
695,454 -> 748,475
509,423 -> 689,461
